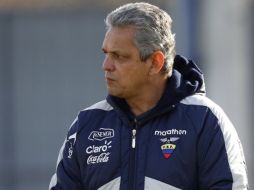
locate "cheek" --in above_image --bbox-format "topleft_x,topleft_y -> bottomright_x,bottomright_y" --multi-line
125,73 -> 144,88
116,63 -> 148,86
116,72 -> 134,89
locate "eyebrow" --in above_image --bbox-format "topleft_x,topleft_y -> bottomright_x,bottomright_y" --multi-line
102,48 -> 122,55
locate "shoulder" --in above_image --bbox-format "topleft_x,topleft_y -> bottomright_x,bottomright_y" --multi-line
79,99 -> 114,125
180,93 -> 217,109
78,99 -> 114,120
179,94 -> 232,128
179,94 -> 240,151
68,100 -> 114,135
82,99 -> 113,112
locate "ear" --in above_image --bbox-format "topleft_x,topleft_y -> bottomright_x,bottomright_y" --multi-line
149,51 -> 165,75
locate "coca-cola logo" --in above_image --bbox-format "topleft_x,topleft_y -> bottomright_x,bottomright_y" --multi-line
88,128 -> 114,141
87,153 -> 110,165
86,141 -> 112,165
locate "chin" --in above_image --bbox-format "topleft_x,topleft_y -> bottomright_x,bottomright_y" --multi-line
108,92 -> 121,97
107,86 -> 126,98
108,90 -> 123,98
107,89 -> 117,96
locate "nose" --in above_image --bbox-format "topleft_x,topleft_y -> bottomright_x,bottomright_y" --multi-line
102,55 -> 115,72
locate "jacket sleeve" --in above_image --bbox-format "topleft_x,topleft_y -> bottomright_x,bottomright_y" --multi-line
198,105 -> 249,190
49,117 -> 83,190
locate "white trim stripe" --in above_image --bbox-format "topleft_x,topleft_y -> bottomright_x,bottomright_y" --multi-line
145,177 -> 181,190
98,177 -> 121,190
49,174 -> 57,189
49,139 -> 67,189
84,100 -> 113,111
181,94 -> 248,190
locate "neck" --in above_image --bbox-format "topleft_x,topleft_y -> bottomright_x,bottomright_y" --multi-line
126,77 -> 167,116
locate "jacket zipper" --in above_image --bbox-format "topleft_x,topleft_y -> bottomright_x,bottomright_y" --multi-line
132,128 -> 137,148
128,105 -> 176,189
129,118 -> 138,190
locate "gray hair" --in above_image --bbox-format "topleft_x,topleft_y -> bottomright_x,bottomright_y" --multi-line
105,2 -> 176,76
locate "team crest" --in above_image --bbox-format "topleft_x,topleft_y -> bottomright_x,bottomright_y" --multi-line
160,137 -> 179,159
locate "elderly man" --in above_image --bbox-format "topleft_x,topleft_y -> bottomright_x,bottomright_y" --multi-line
49,2 -> 248,190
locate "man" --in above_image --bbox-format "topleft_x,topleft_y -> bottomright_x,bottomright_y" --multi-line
49,2 -> 249,190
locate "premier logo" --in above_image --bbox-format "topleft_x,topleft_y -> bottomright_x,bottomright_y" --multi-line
154,129 -> 187,136
88,128 -> 114,141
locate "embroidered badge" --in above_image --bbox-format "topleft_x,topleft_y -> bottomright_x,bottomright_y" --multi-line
160,137 -> 179,159
88,128 -> 114,141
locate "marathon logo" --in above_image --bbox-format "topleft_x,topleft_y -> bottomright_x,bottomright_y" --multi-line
154,129 -> 187,136
88,128 -> 114,141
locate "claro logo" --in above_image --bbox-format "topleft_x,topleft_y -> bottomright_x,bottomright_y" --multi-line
88,128 -> 114,141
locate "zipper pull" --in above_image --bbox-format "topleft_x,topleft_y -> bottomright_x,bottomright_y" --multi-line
132,129 -> 136,148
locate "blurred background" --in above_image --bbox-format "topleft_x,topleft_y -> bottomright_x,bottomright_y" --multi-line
0,0 -> 253,189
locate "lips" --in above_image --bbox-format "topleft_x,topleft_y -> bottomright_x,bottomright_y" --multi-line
105,73 -> 115,81
105,77 -> 115,86
106,77 -> 114,81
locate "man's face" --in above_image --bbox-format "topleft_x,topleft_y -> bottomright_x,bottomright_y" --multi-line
102,26 -> 151,99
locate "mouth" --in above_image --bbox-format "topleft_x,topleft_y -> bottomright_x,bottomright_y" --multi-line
105,74 -> 114,81
105,77 -> 115,84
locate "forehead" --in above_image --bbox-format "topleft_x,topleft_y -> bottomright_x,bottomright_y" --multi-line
102,26 -> 137,51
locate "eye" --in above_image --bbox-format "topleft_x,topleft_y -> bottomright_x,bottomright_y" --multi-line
102,48 -> 106,54
112,53 -> 120,59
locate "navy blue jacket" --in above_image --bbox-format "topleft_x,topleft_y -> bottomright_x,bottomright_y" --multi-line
49,55 -> 248,190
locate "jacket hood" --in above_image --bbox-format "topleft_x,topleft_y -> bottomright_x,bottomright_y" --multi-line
170,54 -> 205,101
107,54 -> 205,123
